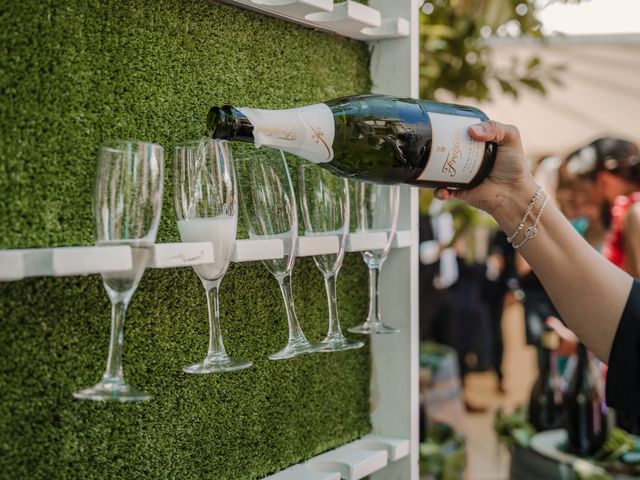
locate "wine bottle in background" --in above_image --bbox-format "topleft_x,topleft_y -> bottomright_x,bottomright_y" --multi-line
207,94 -> 497,189
566,343 -> 609,456
528,327 -> 565,432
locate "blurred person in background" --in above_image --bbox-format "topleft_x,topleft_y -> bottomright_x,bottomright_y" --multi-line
560,138 -> 640,273
482,230 -> 516,394
556,138 -> 640,432
418,190 -> 458,347
433,120 -> 640,417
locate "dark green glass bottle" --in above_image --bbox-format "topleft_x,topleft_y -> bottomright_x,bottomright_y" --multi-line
566,343 -> 609,456
206,94 -> 497,189
528,328 -> 565,432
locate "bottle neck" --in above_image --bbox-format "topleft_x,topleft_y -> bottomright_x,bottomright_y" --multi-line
207,103 -> 336,164
206,106 -> 254,142
577,343 -> 588,369
538,346 -> 552,374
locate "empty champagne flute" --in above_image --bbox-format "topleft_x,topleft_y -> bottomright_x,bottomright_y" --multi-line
298,165 -> 363,352
233,147 -> 322,360
348,183 -> 400,335
74,141 -> 163,402
174,139 -> 252,374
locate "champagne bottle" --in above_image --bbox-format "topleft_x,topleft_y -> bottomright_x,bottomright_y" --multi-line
528,328 -> 565,432
207,94 -> 497,189
566,343 -> 609,456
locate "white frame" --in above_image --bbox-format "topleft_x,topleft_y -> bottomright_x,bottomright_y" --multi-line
368,1 -> 420,478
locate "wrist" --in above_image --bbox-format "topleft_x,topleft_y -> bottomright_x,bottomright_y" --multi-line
492,176 -> 540,234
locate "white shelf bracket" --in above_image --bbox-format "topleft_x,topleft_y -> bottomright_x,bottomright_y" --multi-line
219,0 -> 409,41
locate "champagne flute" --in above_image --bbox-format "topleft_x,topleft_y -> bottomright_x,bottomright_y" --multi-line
174,139 -> 252,374
348,183 -> 400,335
233,147 -> 322,360
74,141 -> 163,402
298,165 -> 363,352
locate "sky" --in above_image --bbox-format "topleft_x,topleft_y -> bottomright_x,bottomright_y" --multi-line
537,0 -> 640,35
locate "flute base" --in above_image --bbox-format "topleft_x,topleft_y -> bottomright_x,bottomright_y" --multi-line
183,354 -> 253,374
348,321 -> 400,335
269,337 -> 324,360
319,334 -> 364,352
73,378 -> 152,402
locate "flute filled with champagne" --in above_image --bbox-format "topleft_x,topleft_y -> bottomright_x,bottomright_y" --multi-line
207,94 -> 497,189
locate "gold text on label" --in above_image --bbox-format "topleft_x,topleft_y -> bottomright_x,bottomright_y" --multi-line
441,131 -> 461,177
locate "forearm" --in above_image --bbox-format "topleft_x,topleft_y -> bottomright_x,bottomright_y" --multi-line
493,177 -> 634,362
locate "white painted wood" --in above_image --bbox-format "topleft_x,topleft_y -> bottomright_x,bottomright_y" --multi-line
357,17 -> 411,41
392,230 -> 413,249
231,238 -> 285,262
262,435 -> 410,480
264,464 -> 340,480
13,246 -> 132,278
0,250 -> 25,281
250,0 -> 333,17
297,235 -> 340,257
345,232 -> 387,252
368,1 -> 421,479
51,245 -> 133,276
150,242 -> 214,268
307,441 -> 388,480
218,0 -> 409,41
355,434 -> 411,462
306,1 -> 380,32
0,232 -> 411,280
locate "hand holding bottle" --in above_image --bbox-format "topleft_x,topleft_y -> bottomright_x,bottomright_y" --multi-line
435,120 -> 538,226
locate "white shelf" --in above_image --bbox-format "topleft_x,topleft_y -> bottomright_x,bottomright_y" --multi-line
232,238 -> 285,262
0,251 -> 25,281
0,245 -> 133,280
264,435 -> 409,480
392,230 -> 413,249
0,231 -> 411,281
150,242 -> 214,268
265,466 -> 339,480
298,235 -> 340,257
345,232 -> 387,252
219,0 -> 409,41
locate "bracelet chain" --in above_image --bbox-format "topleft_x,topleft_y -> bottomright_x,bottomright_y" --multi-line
513,193 -> 550,249
507,185 -> 543,244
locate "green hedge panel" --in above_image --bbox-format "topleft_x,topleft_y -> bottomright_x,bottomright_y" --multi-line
0,1 -> 373,478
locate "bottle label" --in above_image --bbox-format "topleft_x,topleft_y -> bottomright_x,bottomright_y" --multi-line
237,103 -> 335,163
417,112 -> 485,184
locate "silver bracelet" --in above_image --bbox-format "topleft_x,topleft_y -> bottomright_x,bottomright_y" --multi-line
507,185 -> 543,244
513,194 -> 550,249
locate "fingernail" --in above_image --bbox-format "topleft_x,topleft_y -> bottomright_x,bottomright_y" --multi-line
470,123 -> 486,135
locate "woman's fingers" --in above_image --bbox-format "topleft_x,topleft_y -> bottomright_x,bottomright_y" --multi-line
434,188 -> 455,200
469,120 -> 521,147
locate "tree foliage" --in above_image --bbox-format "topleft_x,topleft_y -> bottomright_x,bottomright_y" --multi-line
419,0 -> 570,101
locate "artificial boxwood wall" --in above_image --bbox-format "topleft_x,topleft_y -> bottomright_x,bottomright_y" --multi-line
0,1 -> 373,478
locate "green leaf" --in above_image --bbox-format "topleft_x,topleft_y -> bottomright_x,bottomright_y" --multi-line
520,77 -> 546,94
527,56 -> 541,70
498,79 -> 518,98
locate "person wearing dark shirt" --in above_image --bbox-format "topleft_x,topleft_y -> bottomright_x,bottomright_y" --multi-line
482,231 -> 516,393
434,120 -> 640,415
